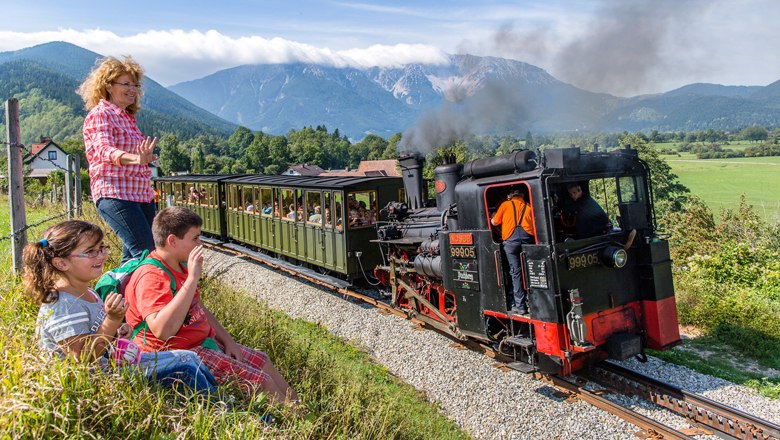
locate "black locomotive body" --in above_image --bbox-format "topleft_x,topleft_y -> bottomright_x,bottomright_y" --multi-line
374,147 -> 681,375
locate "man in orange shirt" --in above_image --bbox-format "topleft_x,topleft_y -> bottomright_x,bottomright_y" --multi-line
491,188 -> 535,315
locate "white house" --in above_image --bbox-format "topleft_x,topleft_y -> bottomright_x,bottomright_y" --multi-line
25,138 -> 69,180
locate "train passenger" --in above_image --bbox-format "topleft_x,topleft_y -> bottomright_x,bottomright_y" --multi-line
23,220 -> 217,393
262,203 -> 272,215
364,206 -> 376,225
287,204 -> 296,220
348,208 -> 361,228
323,207 -> 332,227
309,206 -> 322,224
272,202 -> 280,217
123,207 -> 298,404
189,187 -> 201,203
79,56 -> 157,264
565,183 -> 611,239
491,188 -> 535,315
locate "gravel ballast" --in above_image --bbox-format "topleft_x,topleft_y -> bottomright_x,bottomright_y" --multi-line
204,249 -> 780,439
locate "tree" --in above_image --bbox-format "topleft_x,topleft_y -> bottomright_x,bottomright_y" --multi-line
740,125 -> 768,143
227,126 -> 254,156
618,133 -> 690,223
59,135 -> 86,168
191,145 -> 204,174
158,133 -> 191,175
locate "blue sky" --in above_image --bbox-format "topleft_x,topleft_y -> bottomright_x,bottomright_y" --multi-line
2,0 -> 779,96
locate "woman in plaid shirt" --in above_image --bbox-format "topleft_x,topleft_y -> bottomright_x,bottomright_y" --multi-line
78,57 -> 159,263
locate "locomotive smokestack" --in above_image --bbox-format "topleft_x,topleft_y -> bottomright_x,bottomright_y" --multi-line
398,152 -> 426,210
434,158 -> 462,212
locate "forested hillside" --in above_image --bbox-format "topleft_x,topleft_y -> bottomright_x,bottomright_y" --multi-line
0,42 -> 235,146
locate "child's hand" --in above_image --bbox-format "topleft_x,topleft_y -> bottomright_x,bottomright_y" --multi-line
104,293 -> 129,321
187,244 -> 204,281
116,323 -> 132,339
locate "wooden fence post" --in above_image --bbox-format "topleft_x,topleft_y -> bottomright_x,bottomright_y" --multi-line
65,155 -> 74,220
73,155 -> 82,216
5,98 -> 27,274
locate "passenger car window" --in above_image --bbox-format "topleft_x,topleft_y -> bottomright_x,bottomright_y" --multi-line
306,191 -> 323,226
347,190 -> 378,229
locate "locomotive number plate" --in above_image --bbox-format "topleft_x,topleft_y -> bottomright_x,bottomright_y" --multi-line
450,245 -> 476,259
567,251 -> 601,270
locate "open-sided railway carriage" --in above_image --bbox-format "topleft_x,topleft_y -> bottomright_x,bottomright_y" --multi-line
155,174 -> 404,281
155,174 -> 236,239
374,146 -> 682,375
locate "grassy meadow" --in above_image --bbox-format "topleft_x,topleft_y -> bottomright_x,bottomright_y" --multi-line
0,199 -> 469,439
657,142 -> 780,222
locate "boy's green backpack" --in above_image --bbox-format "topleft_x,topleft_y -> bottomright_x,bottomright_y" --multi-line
94,250 -> 220,351
94,249 -> 178,340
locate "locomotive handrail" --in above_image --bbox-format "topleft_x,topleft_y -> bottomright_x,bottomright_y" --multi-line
556,237 -> 629,259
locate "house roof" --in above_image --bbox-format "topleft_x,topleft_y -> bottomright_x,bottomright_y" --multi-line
319,159 -> 400,177
286,164 -> 326,176
358,160 -> 400,177
25,138 -> 65,162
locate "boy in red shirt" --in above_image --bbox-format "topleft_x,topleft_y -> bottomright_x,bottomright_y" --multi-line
124,206 -> 297,404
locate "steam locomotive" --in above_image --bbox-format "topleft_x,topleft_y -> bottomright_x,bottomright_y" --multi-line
373,146 -> 681,375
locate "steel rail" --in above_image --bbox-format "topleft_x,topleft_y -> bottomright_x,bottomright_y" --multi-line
591,361 -> 780,440
533,372 -> 694,440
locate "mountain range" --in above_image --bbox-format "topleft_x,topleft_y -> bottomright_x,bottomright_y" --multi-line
0,42 -> 236,146
171,54 -> 780,140
2,42 -> 780,145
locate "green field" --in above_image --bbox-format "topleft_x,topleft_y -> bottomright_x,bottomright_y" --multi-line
658,148 -> 780,222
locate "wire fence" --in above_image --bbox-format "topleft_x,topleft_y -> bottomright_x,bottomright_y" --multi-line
4,98 -> 83,271
0,211 -> 71,243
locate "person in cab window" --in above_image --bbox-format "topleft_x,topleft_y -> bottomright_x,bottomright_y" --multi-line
564,183 -> 611,239
491,188 -> 535,315
287,204 -> 296,220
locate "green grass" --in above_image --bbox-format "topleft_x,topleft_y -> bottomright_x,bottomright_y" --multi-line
0,199 -> 470,439
658,152 -> 780,222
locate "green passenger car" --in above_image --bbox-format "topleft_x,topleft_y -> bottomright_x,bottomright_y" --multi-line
223,175 -> 404,280
154,175 -> 238,240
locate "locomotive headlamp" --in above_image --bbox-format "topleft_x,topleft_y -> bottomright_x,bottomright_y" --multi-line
601,246 -> 628,268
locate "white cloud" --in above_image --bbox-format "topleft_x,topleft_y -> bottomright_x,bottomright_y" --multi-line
0,29 -> 448,85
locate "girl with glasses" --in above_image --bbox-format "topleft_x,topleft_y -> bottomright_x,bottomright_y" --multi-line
23,220 -> 217,393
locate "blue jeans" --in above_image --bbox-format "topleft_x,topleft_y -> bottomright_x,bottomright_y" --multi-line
96,198 -> 156,263
502,227 -> 535,310
135,350 -> 217,393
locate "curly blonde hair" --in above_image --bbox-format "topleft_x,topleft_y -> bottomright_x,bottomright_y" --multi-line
77,56 -> 144,115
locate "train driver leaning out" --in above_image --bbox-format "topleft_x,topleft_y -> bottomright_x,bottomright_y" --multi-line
491,187 -> 535,315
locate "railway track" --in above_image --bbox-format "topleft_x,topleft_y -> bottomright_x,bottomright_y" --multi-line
206,239 -> 778,440
588,362 -> 780,440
